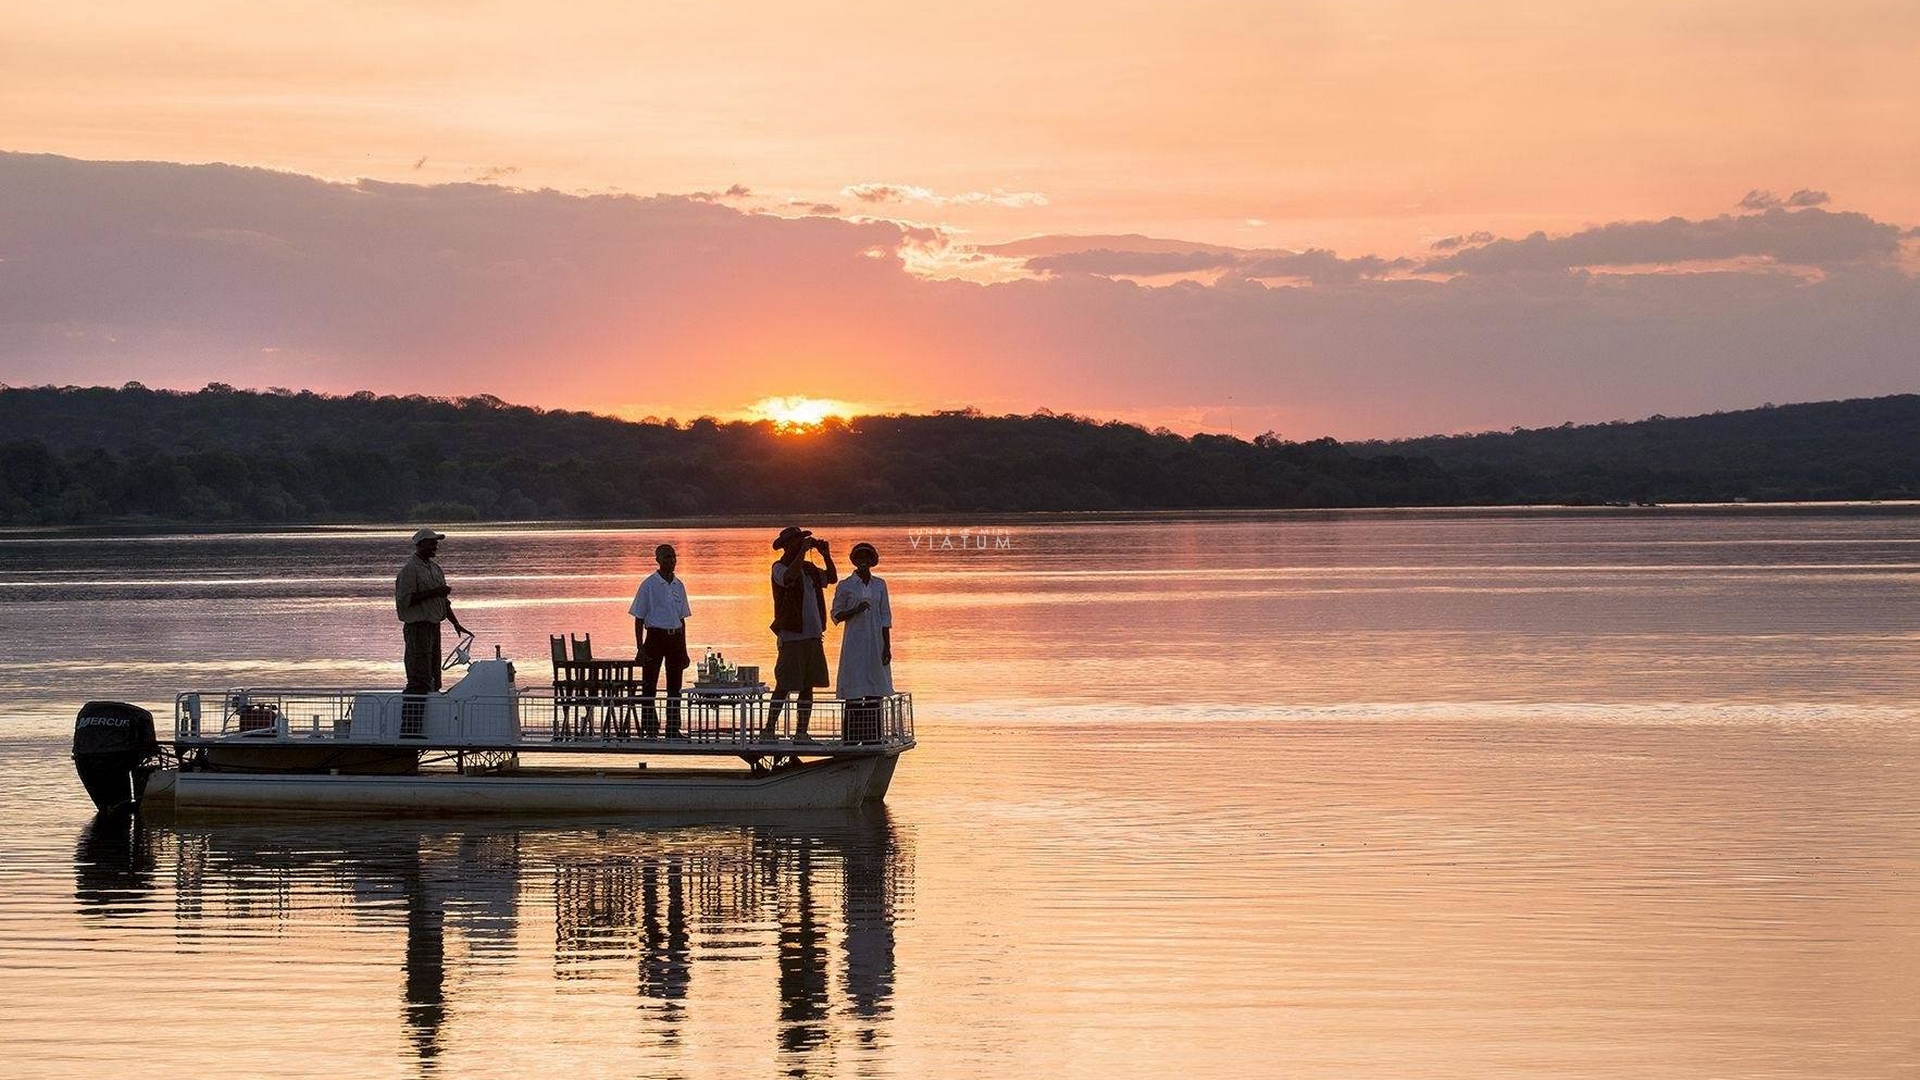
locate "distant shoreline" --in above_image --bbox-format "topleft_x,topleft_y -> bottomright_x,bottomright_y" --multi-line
3,500 -> 1915,540
3,386 -> 1915,524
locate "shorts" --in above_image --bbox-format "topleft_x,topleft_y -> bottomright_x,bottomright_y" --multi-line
774,637 -> 830,689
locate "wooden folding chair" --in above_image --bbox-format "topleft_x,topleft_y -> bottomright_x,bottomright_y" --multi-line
606,659 -> 640,738
551,635 -> 575,738
565,635 -> 599,736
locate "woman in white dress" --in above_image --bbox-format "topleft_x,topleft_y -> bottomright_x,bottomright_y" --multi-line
831,543 -> 892,739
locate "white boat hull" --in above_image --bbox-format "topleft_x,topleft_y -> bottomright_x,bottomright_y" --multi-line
143,753 -> 901,815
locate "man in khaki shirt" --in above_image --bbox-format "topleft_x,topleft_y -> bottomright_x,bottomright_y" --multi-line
396,528 -> 468,734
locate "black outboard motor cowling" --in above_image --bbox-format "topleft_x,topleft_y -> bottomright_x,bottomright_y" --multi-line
73,701 -> 161,813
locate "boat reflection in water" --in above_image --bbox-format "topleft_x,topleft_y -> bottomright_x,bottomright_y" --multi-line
74,808 -> 910,1074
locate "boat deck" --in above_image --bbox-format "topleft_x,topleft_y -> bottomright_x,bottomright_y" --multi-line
170,685 -> 915,758
145,750 -> 901,813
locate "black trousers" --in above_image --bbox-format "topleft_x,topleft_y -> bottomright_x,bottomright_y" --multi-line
402,621 -> 441,736
640,627 -> 689,735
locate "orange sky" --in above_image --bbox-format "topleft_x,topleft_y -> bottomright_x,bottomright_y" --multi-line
8,1 -> 1916,256
3,2 -> 1918,437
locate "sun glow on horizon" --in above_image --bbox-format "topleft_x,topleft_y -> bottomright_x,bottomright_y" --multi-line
747,395 -> 861,430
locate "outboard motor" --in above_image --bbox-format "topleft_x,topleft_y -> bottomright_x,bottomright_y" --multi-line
73,701 -> 161,813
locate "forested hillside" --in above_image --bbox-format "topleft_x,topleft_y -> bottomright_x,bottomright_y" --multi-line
0,384 -> 1454,522
0,385 -> 1913,523
1361,395 -> 1920,504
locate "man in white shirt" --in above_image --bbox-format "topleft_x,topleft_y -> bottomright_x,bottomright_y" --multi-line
630,543 -> 692,737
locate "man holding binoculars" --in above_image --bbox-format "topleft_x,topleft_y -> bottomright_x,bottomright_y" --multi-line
764,525 -> 838,742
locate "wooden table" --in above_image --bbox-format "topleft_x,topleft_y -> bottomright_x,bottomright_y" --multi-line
552,659 -> 641,739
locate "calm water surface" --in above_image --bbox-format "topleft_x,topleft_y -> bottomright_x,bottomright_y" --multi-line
1,509 -> 1916,1079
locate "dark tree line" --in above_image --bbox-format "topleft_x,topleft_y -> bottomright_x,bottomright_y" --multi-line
0,384 -> 1458,523
1356,395 -> 1920,505
0,384 -> 1913,524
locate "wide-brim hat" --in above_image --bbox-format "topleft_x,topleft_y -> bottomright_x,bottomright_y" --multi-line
410,528 -> 447,546
772,526 -> 813,550
850,542 -> 879,566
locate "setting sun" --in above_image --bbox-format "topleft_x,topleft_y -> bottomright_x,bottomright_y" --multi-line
747,395 -> 858,430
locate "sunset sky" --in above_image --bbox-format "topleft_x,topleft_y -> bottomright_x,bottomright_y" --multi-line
3,1 -> 1917,437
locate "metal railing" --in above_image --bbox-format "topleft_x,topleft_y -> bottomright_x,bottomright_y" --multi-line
172,687 -> 914,754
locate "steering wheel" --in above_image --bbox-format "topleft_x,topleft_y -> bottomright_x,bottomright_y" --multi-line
442,630 -> 476,671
